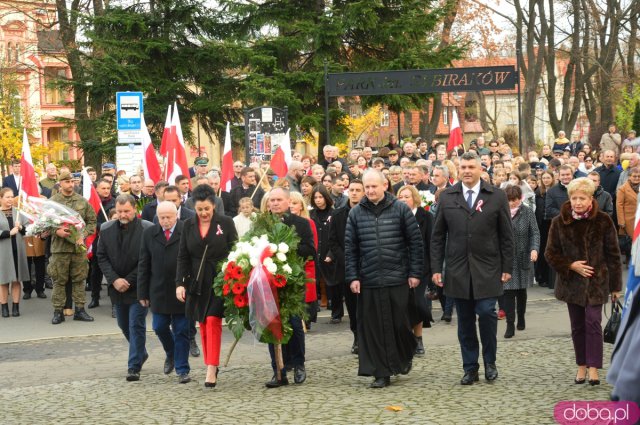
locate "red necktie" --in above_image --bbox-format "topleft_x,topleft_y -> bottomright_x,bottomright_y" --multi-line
164,229 -> 171,241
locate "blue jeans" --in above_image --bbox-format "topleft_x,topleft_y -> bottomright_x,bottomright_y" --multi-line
115,302 -> 148,372
454,297 -> 498,373
152,313 -> 190,375
268,316 -> 305,375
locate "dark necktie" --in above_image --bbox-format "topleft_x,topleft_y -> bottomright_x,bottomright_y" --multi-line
466,190 -> 474,209
164,229 -> 171,241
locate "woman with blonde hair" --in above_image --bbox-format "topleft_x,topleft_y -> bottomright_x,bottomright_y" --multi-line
545,177 -> 622,385
442,160 -> 457,184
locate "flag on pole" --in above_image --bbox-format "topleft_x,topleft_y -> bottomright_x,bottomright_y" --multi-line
446,108 -> 463,153
269,129 -> 292,178
220,122 -> 234,192
166,102 -> 190,187
159,105 -> 172,158
19,129 -> 39,200
82,167 -> 102,259
140,114 -> 162,183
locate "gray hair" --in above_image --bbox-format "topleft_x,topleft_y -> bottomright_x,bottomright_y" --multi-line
115,194 -> 136,208
432,165 -> 450,179
460,151 -> 481,163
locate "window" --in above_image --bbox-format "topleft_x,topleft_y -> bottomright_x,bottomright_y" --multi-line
443,106 -> 449,125
349,104 -> 362,118
44,68 -> 67,105
47,128 -> 67,160
380,109 -> 390,127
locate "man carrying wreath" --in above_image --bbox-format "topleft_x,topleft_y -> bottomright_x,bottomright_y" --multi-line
265,187 -> 316,388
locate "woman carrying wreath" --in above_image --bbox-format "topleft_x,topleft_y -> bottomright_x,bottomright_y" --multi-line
176,185 -> 238,388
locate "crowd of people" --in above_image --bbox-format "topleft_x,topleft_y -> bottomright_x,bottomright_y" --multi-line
0,125 -> 638,403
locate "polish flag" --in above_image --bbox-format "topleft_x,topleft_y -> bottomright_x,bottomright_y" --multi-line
446,108 -> 463,153
159,105 -> 172,158
19,129 -> 39,200
82,167 -> 102,259
269,129 -> 291,178
141,114 -> 162,183
166,102 -> 190,187
220,122 -> 234,192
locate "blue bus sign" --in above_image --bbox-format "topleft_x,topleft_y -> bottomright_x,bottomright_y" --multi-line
116,92 -> 143,130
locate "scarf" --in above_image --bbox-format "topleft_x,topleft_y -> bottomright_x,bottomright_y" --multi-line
510,206 -> 520,218
571,204 -> 593,220
630,182 -> 640,193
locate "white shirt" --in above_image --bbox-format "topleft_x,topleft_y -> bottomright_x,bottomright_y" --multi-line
462,180 -> 481,208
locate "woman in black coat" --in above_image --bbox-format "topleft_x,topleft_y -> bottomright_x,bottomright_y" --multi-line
176,185 -> 237,387
309,185 -> 337,321
535,171 -> 555,288
396,185 -> 434,356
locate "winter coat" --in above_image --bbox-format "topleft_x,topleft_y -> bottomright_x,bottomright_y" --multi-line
327,204 -> 351,285
176,214 -> 237,322
97,217 -> 153,305
137,221 -> 185,315
430,180 -> 514,300
595,165 -> 622,197
414,207 -> 433,278
0,208 -> 29,283
594,186 -> 613,217
310,207 -> 336,286
345,193 -> 423,287
616,181 -> 638,237
545,200 -> 622,306
544,183 -> 568,220
504,205 -> 540,290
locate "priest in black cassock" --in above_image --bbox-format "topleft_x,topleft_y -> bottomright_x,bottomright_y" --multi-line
345,170 -> 424,388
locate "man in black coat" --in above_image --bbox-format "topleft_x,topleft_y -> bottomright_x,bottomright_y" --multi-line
2,159 -> 21,196
265,187 -> 316,388
229,167 -> 264,216
327,179 -> 365,354
345,170 -> 424,388
88,179 -> 117,309
431,152 -> 514,385
544,165 -> 573,220
97,194 -> 153,382
138,202 -> 191,384
140,181 -> 169,222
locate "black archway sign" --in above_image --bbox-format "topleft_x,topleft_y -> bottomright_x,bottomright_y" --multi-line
323,64 -> 522,152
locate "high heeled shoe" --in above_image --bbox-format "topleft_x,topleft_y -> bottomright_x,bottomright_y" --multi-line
588,379 -> 600,386
204,367 -> 219,388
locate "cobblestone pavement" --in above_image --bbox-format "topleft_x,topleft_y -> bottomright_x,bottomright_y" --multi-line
0,288 -> 617,424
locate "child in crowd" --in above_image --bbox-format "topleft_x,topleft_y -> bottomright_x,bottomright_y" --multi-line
233,197 -> 255,237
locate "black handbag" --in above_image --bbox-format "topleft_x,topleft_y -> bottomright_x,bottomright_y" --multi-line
603,300 -> 623,344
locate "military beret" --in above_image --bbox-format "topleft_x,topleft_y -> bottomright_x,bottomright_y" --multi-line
195,157 -> 209,166
59,171 -> 73,181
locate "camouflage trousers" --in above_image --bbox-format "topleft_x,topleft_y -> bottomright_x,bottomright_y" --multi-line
48,252 -> 89,309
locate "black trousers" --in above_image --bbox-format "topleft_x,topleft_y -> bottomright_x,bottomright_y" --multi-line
89,255 -> 104,299
343,281 -> 357,338
327,283 -> 344,320
503,289 -> 527,325
24,256 -> 46,294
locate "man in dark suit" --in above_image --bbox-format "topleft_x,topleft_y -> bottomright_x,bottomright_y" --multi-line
544,165 -> 573,221
431,152 -> 514,385
97,194 -> 153,382
229,167 -> 264,216
2,159 -> 21,196
141,181 -> 169,222
138,201 -> 191,384
265,187 -> 316,388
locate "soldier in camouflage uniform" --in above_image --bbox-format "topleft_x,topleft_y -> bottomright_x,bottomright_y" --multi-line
49,172 -> 97,325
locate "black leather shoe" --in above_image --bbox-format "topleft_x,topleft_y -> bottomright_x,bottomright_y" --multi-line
164,357 -> 175,375
178,373 -> 191,384
588,379 -> 600,386
294,365 -> 306,384
88,298 -> 99,309
11,303 -> 19,317
265,375 -> 289,388
504,323 -> 515,339
189,339 -> 200,357
51,310 -> 65,324
485,364 -> 498,381
415,336 -> 425,356
351,341 -> 359,355
45,280 -> 53,289
517,319 -> 525,331
73,308 -> 94,322
1,304 -> 8,318
329,318 -> 342,324
400,360 -> 413,375
441,313 -> 452,323
370,377 -> 390,388
460,371 -> 479,385
126,369 -> 140,382
23,293 -> 31,300
36,292 -> 47,299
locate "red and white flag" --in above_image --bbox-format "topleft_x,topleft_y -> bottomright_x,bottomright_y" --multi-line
269,128 -> 291,178
220,122 -> 234,192
446,108 -> 463,153
82,167 -> 102,259
159,105 -> 172,158
19,129 -> 39,201
166,102 -> 190,187
141,114 -> 162,183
